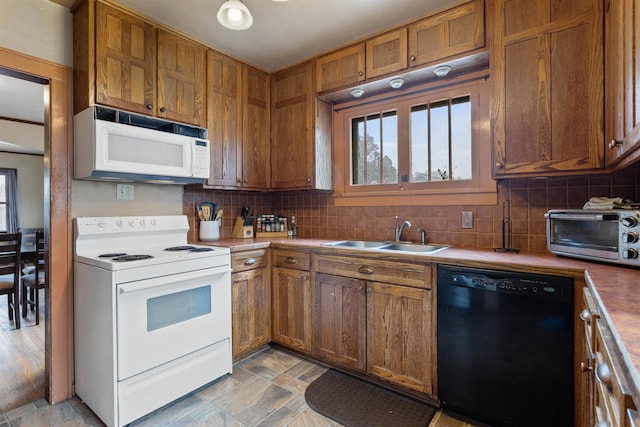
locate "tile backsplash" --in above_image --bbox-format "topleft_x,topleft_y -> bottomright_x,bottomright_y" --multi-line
184,165 -> 639,253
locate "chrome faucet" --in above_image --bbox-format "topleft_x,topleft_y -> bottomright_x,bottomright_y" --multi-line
394,216 -> 412,241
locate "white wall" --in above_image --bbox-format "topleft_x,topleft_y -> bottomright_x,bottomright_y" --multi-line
0,152 -> 45,228
1,0 -> 184,219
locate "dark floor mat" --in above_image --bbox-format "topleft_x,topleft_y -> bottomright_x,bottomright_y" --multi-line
305,369 -> 437,427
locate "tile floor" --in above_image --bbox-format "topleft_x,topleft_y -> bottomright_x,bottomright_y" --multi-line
0,347 -> 476,427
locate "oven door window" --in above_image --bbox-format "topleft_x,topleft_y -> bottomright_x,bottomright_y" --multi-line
116,267 -> 231,381
550,219 -> 618,252
147,286 -> 211,332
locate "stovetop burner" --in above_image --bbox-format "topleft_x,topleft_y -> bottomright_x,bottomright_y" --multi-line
99,252 -> 127,258
111,254 -> 154,262
164,246 -> 214,252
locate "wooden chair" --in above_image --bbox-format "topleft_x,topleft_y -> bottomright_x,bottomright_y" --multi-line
0,232 -> 22,329
21,230 -> 45,325
18,227 -> 43,275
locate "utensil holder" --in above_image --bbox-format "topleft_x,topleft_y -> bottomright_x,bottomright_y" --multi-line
199,220 -> 220,241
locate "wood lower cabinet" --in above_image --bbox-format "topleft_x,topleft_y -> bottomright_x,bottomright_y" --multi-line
231,249 -> 270,360
314,255 -> 434,396
604,0 -> 640,168
489,0 -> 604,177
271,249 -> 313,353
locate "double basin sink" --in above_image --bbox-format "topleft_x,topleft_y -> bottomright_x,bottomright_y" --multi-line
321,240 -> 450,255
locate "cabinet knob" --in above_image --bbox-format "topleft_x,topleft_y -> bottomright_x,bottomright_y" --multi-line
580,362 -> 593,372
358,266 -> 374,274
410,55 -> 416,61
159,107 -> 166,113
608,139 -> 622,150
146,104 -> 153,110
307,177 -> 312,183
595,363 -> 613,390
579,308 -> 591,324
244,258 -> 256,266
495,161 -> 504,169
285,257 -> 298,264
358,71 -> 363,76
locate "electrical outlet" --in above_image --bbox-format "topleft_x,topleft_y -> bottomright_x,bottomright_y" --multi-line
461,211 -> 474,229
116,184 -> 134,200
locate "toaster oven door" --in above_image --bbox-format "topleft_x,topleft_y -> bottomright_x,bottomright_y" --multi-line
546,212 -> 619,259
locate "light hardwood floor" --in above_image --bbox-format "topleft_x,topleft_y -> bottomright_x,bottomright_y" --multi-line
0,345 -> 478,427
0,287 -> 45,414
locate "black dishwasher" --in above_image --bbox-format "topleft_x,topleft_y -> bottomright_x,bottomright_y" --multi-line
437,265 -> 574,427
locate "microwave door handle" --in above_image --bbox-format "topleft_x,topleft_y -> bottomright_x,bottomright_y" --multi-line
546,213 -> 619,221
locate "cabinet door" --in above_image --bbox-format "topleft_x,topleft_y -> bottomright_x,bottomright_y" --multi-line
242,65 -> 271,189
366,29 -> 408,79
367,282 -> 433,395
315,273 -> 366,371
315,44 -> 365,93
408,0 -> 484,68
605,0 -> 640,167
271,62 -> 314,189
272,267 -> 312,353
490,0 -> 604,177
232,267 -> 270,359
207,50 -> 242,187
95,2 -> 155,115
156,29 -> 206,126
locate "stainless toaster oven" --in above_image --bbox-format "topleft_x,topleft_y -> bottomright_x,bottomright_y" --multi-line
545,209 -> 640,267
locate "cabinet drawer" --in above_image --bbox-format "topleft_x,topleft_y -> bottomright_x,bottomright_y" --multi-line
272,249 -> 310,271
315,255 -> 431,289
232,249 -> 267,272
594,319 -> 635,427
581,287 -> 599,354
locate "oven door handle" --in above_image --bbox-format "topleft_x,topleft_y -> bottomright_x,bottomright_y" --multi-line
545,213 -> 619,221
118,266 -> 231,294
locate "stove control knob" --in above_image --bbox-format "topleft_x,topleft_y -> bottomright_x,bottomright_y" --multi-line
620,216 -> 639,228
128,219 -> 136,227
623,232 -> 639,243
97,221 -> 108,228
623,248 -> 639,260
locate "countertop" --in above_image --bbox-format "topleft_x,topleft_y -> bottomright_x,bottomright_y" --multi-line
197,236 -> 640,401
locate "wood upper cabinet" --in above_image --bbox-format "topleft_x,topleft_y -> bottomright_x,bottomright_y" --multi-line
231,249 -> 270,360
73,0 -> 205,126
408,0 -> 485,68
490,0 -> 604,177
366,29 -> 408,79
314,255 -> 434,396
604,0 -> 640,168
156,29 -> 206,126
271,249 -> 313,353
206,51 -> 270,189
271,62 -> 332,190
315,44 -> 365,93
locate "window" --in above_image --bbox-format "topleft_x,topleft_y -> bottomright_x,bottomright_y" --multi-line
333,76 -> 496,206
0,169 -> 19,233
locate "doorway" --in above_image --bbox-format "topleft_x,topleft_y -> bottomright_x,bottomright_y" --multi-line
0,47 -> 73,407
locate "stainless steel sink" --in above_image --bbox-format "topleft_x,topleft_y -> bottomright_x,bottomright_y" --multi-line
321,240 -> 386,249
321,240 -> 450,254
378,243 -> 449,254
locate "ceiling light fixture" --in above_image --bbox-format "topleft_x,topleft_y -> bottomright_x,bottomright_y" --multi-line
389,78 -> 404,89
350,88 -> 365,98
217,0 -> 253,31
433,65 -> 452,77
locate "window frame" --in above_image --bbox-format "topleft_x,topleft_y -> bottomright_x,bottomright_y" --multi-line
332,73 -> 496,206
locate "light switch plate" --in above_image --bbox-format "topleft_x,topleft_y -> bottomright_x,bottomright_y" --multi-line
462,211 -> 473,229
116,184 -> 134,200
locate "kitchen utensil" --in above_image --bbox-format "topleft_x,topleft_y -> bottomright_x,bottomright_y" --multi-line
197,205 -> 205,221
201,202 -> 216,221
214,209 -> 223,221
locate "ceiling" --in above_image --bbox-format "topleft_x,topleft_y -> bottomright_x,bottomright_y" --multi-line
50,0 -> 459,72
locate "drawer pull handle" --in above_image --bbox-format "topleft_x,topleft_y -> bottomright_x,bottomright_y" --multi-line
595,363 -> 612,390
244,258 -> 256,266
580,309 -> 591,324
358,266 -> 374,274
608,139 -> 622,150
285,257 -> 298,264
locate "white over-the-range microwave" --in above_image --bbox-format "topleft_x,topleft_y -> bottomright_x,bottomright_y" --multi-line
74,106 -> 210,184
